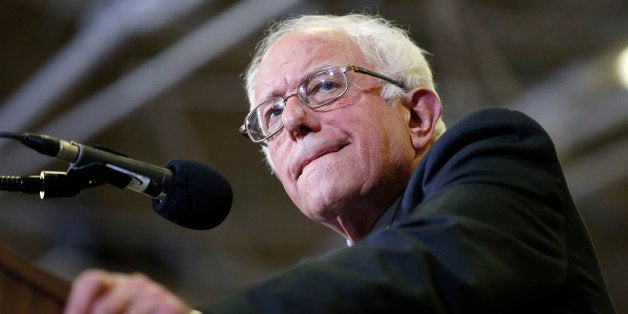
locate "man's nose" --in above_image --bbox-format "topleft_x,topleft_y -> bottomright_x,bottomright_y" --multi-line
281,96 -> 320,141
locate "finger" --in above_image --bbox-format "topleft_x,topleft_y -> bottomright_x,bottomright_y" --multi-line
64,269 -> 114,314
91,273 -> 143,314
122,273 -> 192,314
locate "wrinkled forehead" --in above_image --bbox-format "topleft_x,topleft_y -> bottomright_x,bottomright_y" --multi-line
253,31 -> 370,101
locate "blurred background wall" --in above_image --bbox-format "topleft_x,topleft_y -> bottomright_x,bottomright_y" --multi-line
0,0 -> 626,311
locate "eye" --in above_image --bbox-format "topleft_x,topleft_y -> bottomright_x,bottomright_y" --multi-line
268,105 -> 284,118
261,101 -> 285,122
307,79 -> 343,96
297,67 -> 347,107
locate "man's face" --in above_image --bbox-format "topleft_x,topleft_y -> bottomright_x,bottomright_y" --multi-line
255,31 -> 419,235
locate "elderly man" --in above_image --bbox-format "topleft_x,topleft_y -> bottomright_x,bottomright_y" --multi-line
64,14 -> 614,313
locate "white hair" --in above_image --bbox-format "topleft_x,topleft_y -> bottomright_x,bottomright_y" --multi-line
243,13 -> 447,169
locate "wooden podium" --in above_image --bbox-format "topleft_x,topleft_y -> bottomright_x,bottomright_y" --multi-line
0,243 -> 69,313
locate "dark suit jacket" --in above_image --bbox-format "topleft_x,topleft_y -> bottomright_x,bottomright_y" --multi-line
202,108 -> 614,313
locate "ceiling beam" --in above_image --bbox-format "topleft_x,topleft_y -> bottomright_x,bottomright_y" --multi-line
0,0 -> 206,139
0,0 -> 304,175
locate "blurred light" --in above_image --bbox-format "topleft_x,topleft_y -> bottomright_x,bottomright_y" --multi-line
617,46 -> 628,89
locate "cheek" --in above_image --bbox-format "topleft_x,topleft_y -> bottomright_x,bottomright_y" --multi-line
268,148 -> 289,181
354,113 -> 411,157
356,119 -> 417,180
268,145 -> 303,201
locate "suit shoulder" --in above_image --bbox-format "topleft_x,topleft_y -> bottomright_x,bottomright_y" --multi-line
427,107 -> 556,161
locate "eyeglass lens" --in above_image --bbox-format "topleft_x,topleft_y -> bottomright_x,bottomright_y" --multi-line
248,66 -> 349,141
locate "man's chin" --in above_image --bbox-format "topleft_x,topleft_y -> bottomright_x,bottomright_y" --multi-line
298,190 -> 349,218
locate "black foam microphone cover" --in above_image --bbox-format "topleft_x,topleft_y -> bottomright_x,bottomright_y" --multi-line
152,159 -> 232,230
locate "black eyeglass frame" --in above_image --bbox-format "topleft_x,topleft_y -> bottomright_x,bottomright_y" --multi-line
239,65 -> 407,145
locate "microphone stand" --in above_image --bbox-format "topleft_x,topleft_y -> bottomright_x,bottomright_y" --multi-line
0,166 -> 107,199
1,131 -> 138,199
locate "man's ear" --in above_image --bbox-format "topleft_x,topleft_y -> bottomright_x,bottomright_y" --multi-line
403,88 -> 442,152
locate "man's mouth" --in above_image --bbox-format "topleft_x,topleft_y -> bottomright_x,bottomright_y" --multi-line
297,145 -> 347,178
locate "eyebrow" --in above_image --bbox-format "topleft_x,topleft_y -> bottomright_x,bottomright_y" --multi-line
255,72 -> 301,103
255,82 -> 286,104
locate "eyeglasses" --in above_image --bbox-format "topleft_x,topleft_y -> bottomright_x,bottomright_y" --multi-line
239,65 -> 406,144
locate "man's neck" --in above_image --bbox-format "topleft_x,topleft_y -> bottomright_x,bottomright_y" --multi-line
344,193 -> 403,246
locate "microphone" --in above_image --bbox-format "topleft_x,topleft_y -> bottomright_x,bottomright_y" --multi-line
1,132 -> 232,230
153,159 -> 232,230
15,132 -> 173,199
